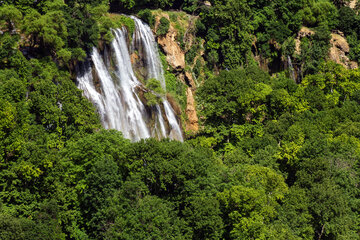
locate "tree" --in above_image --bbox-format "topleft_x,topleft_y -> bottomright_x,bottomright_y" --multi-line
22,9 -> 68,53
182,194 -> 224,239
0,200 -> 65,240
105,194 -> 188,239
157,17 -> 170,36
217,164 -> 288,239
201,0 -> 253,68
0,5 -> 22,32
332,0 -> 351,8
198,67 -> 271,127
337,7 -> 358,35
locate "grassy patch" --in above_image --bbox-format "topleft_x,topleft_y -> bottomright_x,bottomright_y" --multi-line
98,14 -> 135,43
108,14 -> 135,35
144,78 -> 165,106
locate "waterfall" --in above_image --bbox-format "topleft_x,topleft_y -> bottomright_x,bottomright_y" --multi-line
163,101 -> 184,141
77,17 -> 183,142
287,56 -> 296,82
131,16 -> 166,90
76,61 -> 106,122
131,17 -> 184,142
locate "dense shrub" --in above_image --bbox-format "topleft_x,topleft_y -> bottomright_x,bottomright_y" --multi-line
157,17 -> 170,36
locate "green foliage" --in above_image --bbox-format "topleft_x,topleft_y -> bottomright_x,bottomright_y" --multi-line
195,18 -> 206,35
0,51 -> 101,236
97,14 -> 135,43
0,33 -> 21,68
302,61 -> 360,105
347,33 -> 360,63
144,78 -> 165,106
197,58 -> 360,238
193,0 -> 342,72
110,0 -> 175,11
0,204 -> 66,240
300,1 -> 339,29
293,23 -> 332,77
143,92 -> 159,106
2,1 -> 360,240
182,194 -> 224,239
169,12 -> 177,22
0,0 -> 107,60
157,17 -> 170,36
0,5 -> 22,31
115,0 -> 136,10
201,0 -> 252,69
338,7 -> 358,35
337,7 -> 360,63
22,9 -> 68,52
63,5 -> 99,52
185,38 -> 202,65
105,194 -> 189,239
198,66 -> 272,128
159,51 -> 187,111
146,78 -> 164,95
137,9 -> 155,27
61,129 -> 130,238
182,0 -> 203,14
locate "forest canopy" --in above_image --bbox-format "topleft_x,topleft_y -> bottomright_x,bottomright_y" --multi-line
1,0 -> 360,239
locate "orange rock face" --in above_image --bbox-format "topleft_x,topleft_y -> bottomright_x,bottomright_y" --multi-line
157,25 -> 185,70
185,87 -> 198,132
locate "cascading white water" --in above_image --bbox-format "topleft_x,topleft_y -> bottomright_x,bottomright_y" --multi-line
78,45 -> 150,141
111,28 -> 151,141
90,48 -> 126,131
163,101 -> 184,141
287,55 -> 296,82
77,16 -> 183,142
155,105 -> 167,138
76,61 -> 106,122
131,16 -> 166,90
132,17 -> 184,142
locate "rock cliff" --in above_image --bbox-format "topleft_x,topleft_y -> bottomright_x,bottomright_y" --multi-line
156,20 -> 185,70
329,32 -> 358,69
152,11 -> 201,134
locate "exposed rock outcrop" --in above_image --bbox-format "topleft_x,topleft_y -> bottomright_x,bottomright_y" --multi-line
253,55 -> 270,72
156,16 -> 185,70
185,87 -> 198,132
295,27 -> 315,55
185,71 -> 196,90
153,11 -> 202,134
294,28 -> 358,69
130,52 -> 139,65
329,33 -> 358,69
204,1 -> 212,7
350,0 -> 357,8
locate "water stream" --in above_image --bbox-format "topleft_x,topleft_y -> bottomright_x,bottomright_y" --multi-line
77,17 -> 183,142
